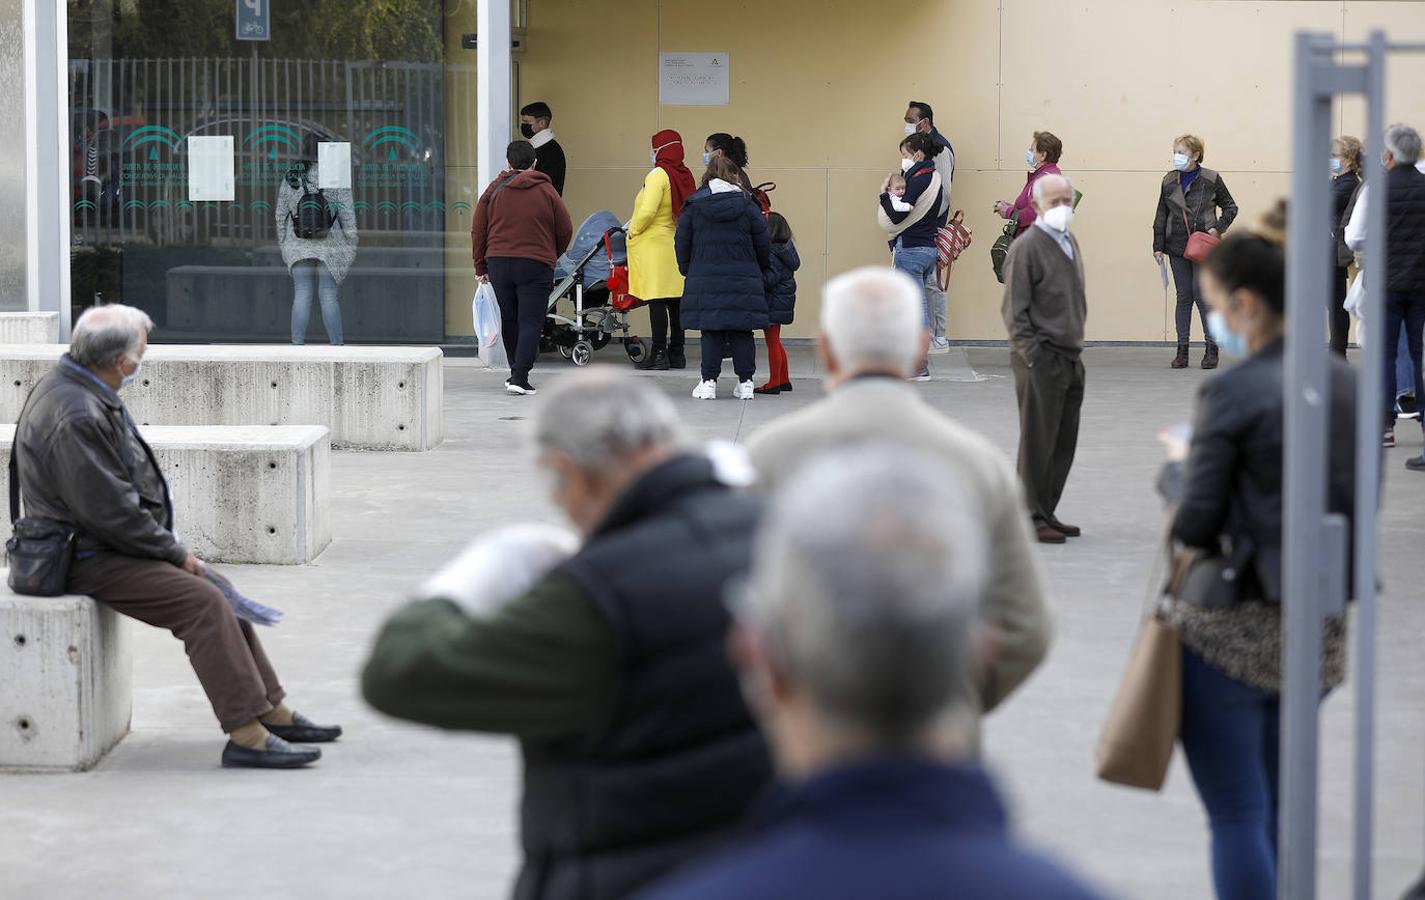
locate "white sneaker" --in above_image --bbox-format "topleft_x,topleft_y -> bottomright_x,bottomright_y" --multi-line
929,337 -> 951,355
692,380 -> 718,400
733,380 -> 755,400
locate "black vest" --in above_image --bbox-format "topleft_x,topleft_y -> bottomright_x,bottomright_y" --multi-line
1385,164 -> 1425,291
515,455 -> 771,900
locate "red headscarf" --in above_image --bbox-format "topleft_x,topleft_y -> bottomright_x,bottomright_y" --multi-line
651,129 -> 697,218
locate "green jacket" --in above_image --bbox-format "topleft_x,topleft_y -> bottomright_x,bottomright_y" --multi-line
362,572 -> 620,742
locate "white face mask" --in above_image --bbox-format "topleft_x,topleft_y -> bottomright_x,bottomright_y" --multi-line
120,359 -> 142,390
904,122 -> 917,137
1041,204 -> 1074,233
1173,152 -> 1191,171
1026,149 -> 1038,171
900,158 -> 915,172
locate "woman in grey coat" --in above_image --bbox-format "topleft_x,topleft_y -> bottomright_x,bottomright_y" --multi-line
275,135 -> 358,345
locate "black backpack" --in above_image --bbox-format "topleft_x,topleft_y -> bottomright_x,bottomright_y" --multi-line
291,174 -> 335,239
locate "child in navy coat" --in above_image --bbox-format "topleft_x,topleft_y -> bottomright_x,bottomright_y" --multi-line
756,212 -> 800,395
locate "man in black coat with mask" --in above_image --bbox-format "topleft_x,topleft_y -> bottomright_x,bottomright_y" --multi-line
520,101 -> 567,195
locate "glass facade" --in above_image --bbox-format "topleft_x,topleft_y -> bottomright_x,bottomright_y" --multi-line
66,0 -> 475,343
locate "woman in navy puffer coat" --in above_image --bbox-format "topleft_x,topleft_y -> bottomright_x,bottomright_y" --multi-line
675,156 -> 772,400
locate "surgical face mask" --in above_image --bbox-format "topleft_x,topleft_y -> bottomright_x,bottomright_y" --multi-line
1041,204 -> 1074,233
702,151 -> 713,167
519,122 -> 535,139
904,121 -> 917,137
1173,152 -> 1191,171
650,140 -> 679,165
1207,309 -> 1248,358
1329,157 -> 1343,175
120,359 -> 142,390
900,157 -> 915,173
1026,149 -> 1037,170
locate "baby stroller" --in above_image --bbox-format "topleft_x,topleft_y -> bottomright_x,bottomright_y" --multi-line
543,210 -> 647,366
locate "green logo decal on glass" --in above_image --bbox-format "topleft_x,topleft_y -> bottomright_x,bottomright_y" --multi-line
364,126 -> 421,161
245,125 -> 303,162
123,126 -> 183,162
451,200 -> 472,216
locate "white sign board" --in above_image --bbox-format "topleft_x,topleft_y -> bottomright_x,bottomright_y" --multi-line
187,135 -> 235,202
317,141 -> 352,190
659,53 -> 729,106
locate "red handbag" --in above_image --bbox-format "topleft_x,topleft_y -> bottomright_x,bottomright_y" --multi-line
1181,208 -> 1220,263
603,233 -> 642,312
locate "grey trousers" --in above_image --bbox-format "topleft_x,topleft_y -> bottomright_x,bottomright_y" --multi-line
1011,350 -> 1085,524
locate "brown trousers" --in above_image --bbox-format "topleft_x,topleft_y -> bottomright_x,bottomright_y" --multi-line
68,552 -> 285,733
1011,350 -> 1085,524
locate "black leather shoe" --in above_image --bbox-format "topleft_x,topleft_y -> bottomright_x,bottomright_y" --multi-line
264,712 -> 343,744
221,734 -> 321,769
635,349 -> 670,371
1048,517 -> 1081,538
668,347 -> 687,369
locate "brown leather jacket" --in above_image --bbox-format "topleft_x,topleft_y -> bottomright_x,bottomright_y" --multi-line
14,358 -> 187,565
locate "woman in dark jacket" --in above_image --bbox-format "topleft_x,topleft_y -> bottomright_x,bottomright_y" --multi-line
675,156 -> 772,401
1153,134 -> 1240,371
1329,135 -> 1365,356
880,131 -> 944,382
1158,202 -> 1355,899
755,212 -> 800,395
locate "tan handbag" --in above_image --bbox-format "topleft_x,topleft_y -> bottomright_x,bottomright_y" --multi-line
1095,603 -> 1181,791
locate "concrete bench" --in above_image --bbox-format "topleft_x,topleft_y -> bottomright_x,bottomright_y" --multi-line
0,313 -> 60,344
0,425 -> 331,565
0,345 -> 443,451
0,585 -> 131,772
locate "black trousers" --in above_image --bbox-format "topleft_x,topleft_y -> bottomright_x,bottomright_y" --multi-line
1170,255 -> 1216,348
1382,291 -> 1425,429
647,298 -> 684,352
1011,350 -> 1085,524
700,330 -> 756,382
487,256 -> 553,380
1329,265 -> 1352,357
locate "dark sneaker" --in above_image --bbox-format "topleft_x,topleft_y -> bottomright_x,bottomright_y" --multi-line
264,712 -> 343,744
635,349 -> 670,371
507,378 -> 538,396
1407,455 -> 1425,472
221,734 -> 321,769
1385,428 -> 1397,449
668,347 -> 687,369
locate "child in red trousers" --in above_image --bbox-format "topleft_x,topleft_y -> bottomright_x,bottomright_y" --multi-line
756,212 -> 801,395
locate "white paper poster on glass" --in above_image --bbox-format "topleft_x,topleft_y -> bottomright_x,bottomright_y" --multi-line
659,53 -> 730,106
317,142 -> 352,190
187,135 -> 235,201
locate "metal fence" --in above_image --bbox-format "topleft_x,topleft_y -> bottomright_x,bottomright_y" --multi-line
68,56 -> 476,251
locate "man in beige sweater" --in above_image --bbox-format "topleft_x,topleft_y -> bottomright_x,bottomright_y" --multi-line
747,266 -> 1050,720
1001,173 -> 1088,545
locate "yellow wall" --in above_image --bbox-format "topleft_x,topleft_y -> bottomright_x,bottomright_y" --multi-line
444,0 -> 1425,341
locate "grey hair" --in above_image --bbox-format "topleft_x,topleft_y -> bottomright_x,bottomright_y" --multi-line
1385,123 -> 1422,165
820,267 -> 924,376
1032,172 -> 1074,205
532,367 -> 685,469
741,444 -> 988,744
70,304 -> 154,369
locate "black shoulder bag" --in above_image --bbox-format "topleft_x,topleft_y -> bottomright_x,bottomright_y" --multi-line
6,397 -> 76,596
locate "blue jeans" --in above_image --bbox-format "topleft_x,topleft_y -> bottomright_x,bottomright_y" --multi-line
1382,292 -> 1425,427
1180,645 -> 1279,900
892,243 -> 938,332
291,259 -> 343,345
923,266 -> 947,341
1396,326 -> 1414,398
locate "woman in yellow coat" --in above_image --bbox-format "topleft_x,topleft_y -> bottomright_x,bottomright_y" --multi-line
629,129 -> 697,370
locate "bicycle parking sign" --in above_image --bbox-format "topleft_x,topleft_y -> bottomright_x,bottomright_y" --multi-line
235,0 -> 270,42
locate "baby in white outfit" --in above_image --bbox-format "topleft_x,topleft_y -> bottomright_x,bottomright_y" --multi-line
886,173 -> 913,213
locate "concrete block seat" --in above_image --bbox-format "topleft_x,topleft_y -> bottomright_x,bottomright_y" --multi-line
0,344 -> 443,451
0,425 -> 331,565
0,313 -> 60,344
0,584 -> 131,772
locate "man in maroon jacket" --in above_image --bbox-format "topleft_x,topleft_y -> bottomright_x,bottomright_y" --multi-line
472,140 -> 573,395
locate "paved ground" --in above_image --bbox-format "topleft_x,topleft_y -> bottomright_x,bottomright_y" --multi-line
3,346 -> 1424,899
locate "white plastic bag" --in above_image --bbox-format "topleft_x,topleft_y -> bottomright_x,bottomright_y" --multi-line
472,282 -> 508,369
1345,270 -> 1366,344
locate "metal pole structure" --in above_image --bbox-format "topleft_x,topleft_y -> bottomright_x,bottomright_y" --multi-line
1280,31 -> 1337,900
1353,32 -> 1388,900
24,0 -> 73,338
476,0 -> 512,193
